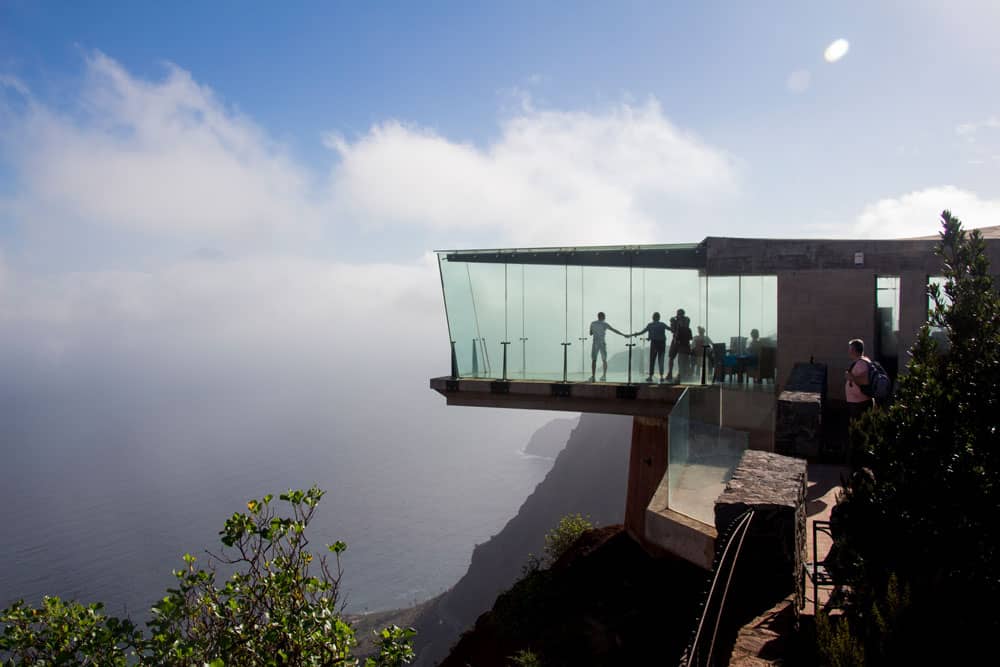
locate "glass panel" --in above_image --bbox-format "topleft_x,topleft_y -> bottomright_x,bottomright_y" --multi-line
438,254 -> 477,376
522,264 -> 568,380
875,276 -> 900,375
708,276 -> 740,383
740,275 -> 778,383
668,388 -> 691,512
567,265 -> 587,380
462,263 -> 507,378
582,266 -> 632,383
927,275 -> 952,314
927,275 -> 951,351
507,265 -> 525,378
633,268 -> 702,382
669,388 -> 749,524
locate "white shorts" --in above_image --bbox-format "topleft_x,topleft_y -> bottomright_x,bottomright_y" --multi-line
591,340 -> 607,361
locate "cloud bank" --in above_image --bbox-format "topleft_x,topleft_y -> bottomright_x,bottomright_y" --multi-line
852,186 -> 1000,239
327,103 -> 740,246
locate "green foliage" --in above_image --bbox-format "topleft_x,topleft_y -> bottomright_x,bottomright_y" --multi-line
1,487 -> 415,666
508,648 -> 542,667
362,625 -> 416,667
831,211 -> 1000,662
816,574 -> 910,667
0,597 -> 142,665
542,514 -> 593,566
815,613 -> 864,667
521,513 -> 593,576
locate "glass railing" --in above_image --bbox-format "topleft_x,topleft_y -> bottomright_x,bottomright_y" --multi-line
438,250 -> 778,384
668,387 -> 749,525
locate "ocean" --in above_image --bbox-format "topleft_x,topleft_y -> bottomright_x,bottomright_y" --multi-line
0,384 -> 556,617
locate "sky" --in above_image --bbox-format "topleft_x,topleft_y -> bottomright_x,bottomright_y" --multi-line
1,3 -> 999,504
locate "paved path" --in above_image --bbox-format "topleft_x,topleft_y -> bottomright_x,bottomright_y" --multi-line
802,463 -> 849,615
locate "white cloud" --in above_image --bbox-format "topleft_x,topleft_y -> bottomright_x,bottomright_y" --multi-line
955,115 -> 1000,141
328,102 -> 740,246
851,186 -> 1000,238
2,52 -> 323,239
2,53 -> 740,251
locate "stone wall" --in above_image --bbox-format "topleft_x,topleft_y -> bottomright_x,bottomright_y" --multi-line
714,450 -> 808,619
774,363 -> 827,460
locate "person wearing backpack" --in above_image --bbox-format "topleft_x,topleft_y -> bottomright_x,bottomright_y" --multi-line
845,338 -> 873,416
844,338 -> 874,464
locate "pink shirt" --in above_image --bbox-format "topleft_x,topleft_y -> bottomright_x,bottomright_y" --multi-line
845,357 -> 871,403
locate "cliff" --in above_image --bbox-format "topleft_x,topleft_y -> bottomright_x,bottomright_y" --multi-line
410,413 -> 632,666
522,416 -> 579,458
439,525 -> 705,667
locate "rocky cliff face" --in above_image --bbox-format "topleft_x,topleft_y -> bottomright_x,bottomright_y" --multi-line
410,413 -> 632,666
522,416 -> 579,458
438,526 -> 705,667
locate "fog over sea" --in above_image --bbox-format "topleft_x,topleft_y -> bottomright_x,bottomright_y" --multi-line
0,386 -> 555,616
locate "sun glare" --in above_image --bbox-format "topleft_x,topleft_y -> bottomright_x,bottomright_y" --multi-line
824,38 -> 850,63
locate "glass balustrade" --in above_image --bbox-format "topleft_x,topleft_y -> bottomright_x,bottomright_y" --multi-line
668,387 -> 749,524
437,247 -> 777,385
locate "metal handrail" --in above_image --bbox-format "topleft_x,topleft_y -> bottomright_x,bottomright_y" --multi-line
681,507 -> 756,667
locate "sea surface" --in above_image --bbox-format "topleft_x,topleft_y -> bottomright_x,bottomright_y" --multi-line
0,387 -> 555,618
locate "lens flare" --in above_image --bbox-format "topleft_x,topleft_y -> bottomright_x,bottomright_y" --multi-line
824,38 -> 850,63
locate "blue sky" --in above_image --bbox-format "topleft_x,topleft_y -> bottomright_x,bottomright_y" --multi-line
0,1 -> 998,425
2,1 -> 999,264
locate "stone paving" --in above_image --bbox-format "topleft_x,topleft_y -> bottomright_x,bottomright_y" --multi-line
801,463 -> 848,615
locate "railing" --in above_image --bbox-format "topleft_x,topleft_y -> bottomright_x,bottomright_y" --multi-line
667,388 -> 749,525
680,508 -> 756,667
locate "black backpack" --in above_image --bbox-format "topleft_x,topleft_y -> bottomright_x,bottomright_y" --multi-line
860,360 -> 892,402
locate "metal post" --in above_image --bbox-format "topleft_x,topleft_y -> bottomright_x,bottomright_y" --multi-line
471,339 -> 479,377
520,337 -> 528,377
626,342 -> 636,385
578,336 -> 588,376
450,340 -> 459,379
561,342 -> 571,382
501,341 -> 510,381
701,344 -> 709,385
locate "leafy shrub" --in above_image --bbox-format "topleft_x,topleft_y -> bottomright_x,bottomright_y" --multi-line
830,211 -> 1000,663
509,648 -> 543,666
1,486 -> 415,666
542,513 -> 593,566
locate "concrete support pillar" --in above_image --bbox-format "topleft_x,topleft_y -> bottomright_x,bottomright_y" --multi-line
624,415 -> 669,543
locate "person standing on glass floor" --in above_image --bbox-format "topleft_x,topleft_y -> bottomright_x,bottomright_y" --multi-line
588,311 -> 627,382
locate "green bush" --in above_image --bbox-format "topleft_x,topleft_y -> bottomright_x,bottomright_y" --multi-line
1,486 -> 415,666
509,648 -> 543,667
542,513 -> 593,566
829,211 -> 1000,663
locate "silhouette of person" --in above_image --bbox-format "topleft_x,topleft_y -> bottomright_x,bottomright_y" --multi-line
691,326 -> 714,377
667,308 -> 692,382
588,312 -> 626,382
632,312 -> 669,383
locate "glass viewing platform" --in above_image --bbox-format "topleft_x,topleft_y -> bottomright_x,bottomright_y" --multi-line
437,244 -> 778,385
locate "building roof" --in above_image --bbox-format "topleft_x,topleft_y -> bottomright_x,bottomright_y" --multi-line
911,224 -> 1000,240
